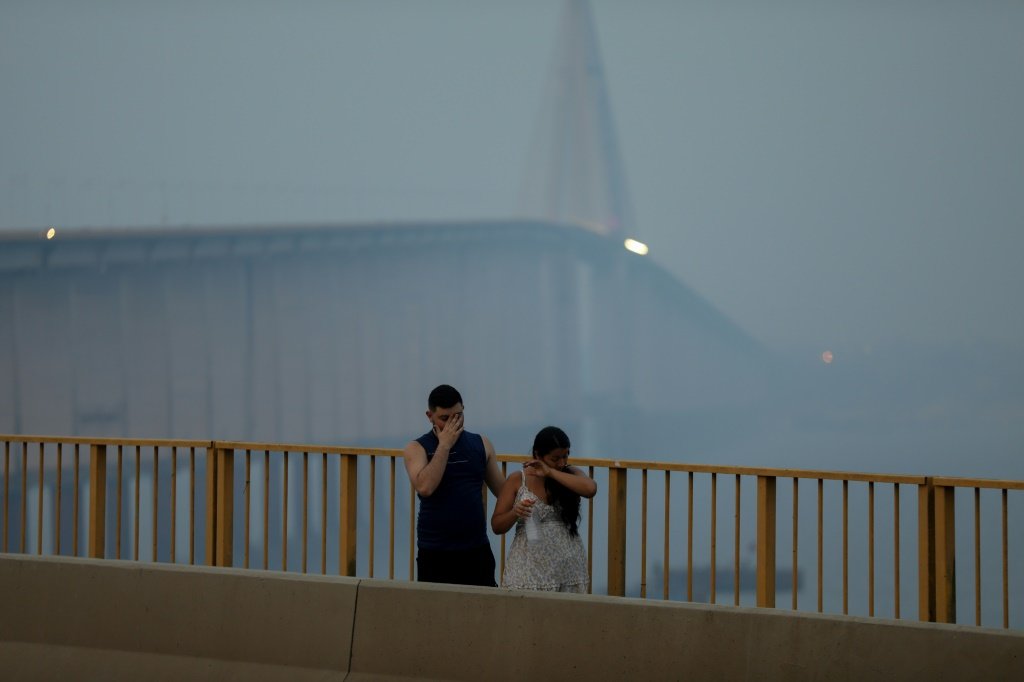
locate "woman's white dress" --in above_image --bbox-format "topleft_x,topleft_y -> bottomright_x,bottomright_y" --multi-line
501,476 -> 589,593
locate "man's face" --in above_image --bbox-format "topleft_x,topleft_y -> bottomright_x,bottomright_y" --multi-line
427,403 -> 464,434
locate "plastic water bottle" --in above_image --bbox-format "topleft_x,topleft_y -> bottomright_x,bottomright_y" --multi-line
521,490 -> 541,543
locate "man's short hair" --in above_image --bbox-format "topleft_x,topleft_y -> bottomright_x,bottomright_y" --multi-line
428,384 -> 463,411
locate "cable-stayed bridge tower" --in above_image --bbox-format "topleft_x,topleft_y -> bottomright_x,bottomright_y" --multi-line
520,0 -> 635,239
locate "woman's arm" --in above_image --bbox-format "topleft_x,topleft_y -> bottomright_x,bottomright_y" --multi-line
527,462 -> 598,498
491,472 -> 531,534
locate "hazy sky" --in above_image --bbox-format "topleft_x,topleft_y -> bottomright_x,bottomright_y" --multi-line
2,0 -> 1023,352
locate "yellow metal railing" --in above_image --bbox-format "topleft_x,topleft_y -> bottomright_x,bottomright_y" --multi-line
1,434 -> 1021,629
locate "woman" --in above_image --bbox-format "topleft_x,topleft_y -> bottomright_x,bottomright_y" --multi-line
491,426 -> 598,592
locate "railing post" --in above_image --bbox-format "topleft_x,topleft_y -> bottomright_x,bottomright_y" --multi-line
607,465 -> 627,596
934,484 -> 956,623
205,447 -> 216,565
339,454 -> 358,576
918,479 -> 936,621
87,444 -> 107,559
756,475 -> 777,607
205,446 -> 234,567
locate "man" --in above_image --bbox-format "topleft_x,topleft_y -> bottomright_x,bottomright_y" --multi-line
403,384 -> 505,586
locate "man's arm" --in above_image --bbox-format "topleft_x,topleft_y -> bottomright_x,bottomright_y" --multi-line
482,435 -> 504,497
403,441 -> 443,497
403,414 -> 463,497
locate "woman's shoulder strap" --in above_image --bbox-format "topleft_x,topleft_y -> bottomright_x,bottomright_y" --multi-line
519,466 -> 530,492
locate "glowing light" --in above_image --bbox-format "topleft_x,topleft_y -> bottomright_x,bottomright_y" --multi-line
624,238 -> 649,256
821,350 -> 834,364
46,227 -> 56,240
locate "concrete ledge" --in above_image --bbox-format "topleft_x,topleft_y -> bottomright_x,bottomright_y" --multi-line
0,555 -> 356,676
352,580 -> 1024,681
0,642 -> 345,682
2,555 -> 1022,681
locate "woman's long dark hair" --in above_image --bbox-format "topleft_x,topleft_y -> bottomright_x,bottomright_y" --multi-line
533,426 -> 580,537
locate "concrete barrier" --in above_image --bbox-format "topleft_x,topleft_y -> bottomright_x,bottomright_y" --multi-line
2,555 -> 1022,681
0,555 -> 356,680
349,580 -> 1024,681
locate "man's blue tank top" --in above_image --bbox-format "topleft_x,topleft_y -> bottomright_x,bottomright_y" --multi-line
414,430 -> 488,550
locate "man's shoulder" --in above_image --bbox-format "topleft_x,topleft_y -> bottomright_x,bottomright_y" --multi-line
405,433 -> 433,454
461,431 -> 486,446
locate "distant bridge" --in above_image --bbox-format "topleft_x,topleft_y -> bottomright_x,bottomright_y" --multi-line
0,218 -> 767,458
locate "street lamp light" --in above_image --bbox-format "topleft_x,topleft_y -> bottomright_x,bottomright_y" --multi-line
623,238 -> 648,255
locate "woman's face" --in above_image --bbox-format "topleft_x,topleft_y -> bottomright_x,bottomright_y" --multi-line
538,447 -> 570,471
